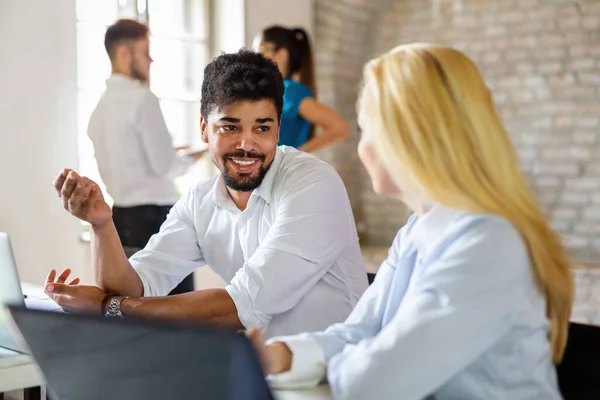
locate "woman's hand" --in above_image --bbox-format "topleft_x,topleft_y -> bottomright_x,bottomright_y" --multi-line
246,328 -> 293,375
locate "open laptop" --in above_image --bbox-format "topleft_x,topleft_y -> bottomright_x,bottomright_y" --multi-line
7,306 -> 275,400
0,232 -> 63,353
0,232 -> 29,352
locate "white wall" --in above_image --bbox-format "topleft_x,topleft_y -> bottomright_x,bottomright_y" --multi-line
0,0 -> 93,285
244,0 -> 314,48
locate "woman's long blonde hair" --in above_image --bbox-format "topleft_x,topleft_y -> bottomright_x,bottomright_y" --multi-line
361,43 -> 574,362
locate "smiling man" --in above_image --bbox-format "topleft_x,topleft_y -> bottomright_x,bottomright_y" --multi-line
47,50 -> 368,338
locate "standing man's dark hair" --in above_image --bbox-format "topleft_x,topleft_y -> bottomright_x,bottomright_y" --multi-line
104,19 -> 149,60
201,49 -> 284,121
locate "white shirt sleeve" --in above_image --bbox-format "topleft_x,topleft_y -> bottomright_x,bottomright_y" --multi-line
306,228 -> 405,361
224,167 -> 358,332
135,92 -> 193,179
264,228 -> 407,389
266,218 -> 532,399
130,190 -> 205,296
325,218 -> 531,400
265,336 -> 327,389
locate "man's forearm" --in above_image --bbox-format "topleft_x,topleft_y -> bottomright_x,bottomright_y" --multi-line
91,221 -> 144,297
119,288 -> 243,330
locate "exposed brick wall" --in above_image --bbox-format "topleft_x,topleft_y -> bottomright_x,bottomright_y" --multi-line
315,0 -> 600,263
311,0 -> 383,229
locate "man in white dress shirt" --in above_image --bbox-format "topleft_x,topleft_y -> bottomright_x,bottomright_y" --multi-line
47,50 -> 368,338
89,19 -> 205,294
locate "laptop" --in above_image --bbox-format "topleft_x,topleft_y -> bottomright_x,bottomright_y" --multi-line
0,232 -> 29,352
7,306 -> 275,400
0,232 -> 64,353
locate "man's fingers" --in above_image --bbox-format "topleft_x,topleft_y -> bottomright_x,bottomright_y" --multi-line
52,169 -> 71,197
45,283 -> 76,296
82,177 -> 103,196
67,181 -> 93,212
82,182 -> 95,200
67,184 -> 84,210
60,170 -> 85,202
55,268 -> 72,284
68,170 -> 83,180
45,269 -> 57,286
60,172 -> 80,204
67,277 -> 80,285
81,177 -> 95,190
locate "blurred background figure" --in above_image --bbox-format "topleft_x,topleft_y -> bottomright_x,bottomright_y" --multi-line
254,26 -> 350,153
89,19 -> 205,294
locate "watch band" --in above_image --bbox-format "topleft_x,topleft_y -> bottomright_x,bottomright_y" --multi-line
100,294 -> 112,316
104,295 -> 129,318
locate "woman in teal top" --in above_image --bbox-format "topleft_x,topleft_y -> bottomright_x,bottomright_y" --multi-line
255,26 -> 350,152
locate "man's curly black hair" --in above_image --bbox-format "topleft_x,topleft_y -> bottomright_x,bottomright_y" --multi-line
200,49 -> 284,121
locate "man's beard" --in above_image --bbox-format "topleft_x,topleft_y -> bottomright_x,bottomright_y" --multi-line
130,61 -> 147,83
221,151 -> 270,192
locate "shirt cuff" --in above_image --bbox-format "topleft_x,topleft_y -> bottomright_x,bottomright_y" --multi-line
225,275 -> 271,331
132,266 -> 157,297
265,336 -> 327,389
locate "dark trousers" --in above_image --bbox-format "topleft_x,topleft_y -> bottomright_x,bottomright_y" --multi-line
112,205 -> 194,295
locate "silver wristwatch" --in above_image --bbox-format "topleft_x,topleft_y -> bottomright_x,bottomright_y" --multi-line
104,296 -> 128,318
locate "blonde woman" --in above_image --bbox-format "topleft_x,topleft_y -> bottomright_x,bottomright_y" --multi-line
248,44 -> 574,400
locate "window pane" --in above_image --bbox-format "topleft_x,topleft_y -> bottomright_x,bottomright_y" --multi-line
77,21 -> 112,90
76,0 -> 119,24
77,90 -> 113,205
147,0 -> 207,39
150,39 -> 206,98
159,99 -> 204,148
77,90 -> 103,171
77,90 -> 104,138
117,0 -> 140,20
159,99 -> 186,147
187,103 -> 204,149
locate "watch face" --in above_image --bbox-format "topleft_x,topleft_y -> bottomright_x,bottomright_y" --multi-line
106,296 -> 126,318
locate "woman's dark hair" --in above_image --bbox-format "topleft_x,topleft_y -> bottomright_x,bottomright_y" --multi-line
261,26 -> 317,98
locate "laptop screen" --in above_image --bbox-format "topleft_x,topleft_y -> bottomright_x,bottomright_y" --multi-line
8,307 -> 274,400
0,233 -> 25,351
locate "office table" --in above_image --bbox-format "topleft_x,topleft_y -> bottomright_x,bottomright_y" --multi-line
0,285 -> 333,400
0,349 -> 332,399
0,347 -> 44,399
